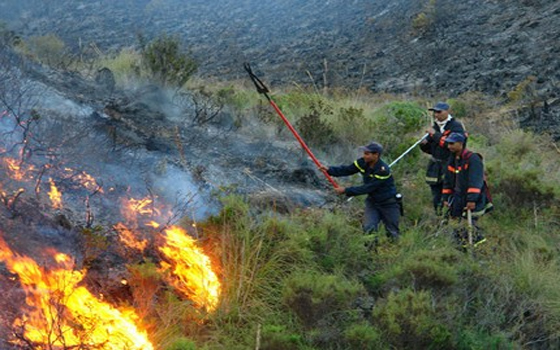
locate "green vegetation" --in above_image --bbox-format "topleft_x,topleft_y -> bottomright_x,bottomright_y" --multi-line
163,84 -> 558,349
4,37 -> 560,349
412,0 -> 437,36
16,33 -> 72,68
140,34 -> 198,87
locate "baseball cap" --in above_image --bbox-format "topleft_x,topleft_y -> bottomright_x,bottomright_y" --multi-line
446,132 -> 466,143
360,142 -> 383,154
428,102 -> 450,112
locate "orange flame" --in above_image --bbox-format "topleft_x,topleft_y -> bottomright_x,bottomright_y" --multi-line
64,168 -> 104,193
158,226 -> 221,312
0,236 -> 154,350
114,222 -> 148,251
48,178 -> 62,209
122,197 -> 162,224
4,158 -> 35,181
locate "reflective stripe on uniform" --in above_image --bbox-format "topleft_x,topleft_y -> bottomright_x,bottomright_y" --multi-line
354,160 -> 365,173
374,174 -> 391,180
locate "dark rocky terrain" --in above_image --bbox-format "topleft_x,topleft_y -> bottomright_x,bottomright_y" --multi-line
2,0 -> 559,138
1,0 -> 558,97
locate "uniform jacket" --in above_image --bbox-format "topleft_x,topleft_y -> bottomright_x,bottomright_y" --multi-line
419,117 -> 465,184
442,149 -> 493,217
327,158 -> 396,203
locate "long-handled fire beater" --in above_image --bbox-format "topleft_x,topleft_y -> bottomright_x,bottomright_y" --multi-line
244,63 -> 339,189
389,133 -> 429,168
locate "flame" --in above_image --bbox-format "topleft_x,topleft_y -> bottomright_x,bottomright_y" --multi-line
122,197 -> 162,224
4,158 -> 35,181
64,168 -> 104,193
48,178 -> 62,209
158,226 -> 221,312
114,222 -> 148,251
147,221 -> 160,228
0,236 -> 154,349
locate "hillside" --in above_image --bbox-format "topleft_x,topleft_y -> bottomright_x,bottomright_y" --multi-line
1,1 -> 560,349
0,0 -> 557,95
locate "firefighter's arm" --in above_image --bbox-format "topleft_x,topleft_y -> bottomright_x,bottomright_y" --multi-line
324,161 -> 361,177
345,167 -> 391,197
466,154 -> 484,203
441,164 -> 453,203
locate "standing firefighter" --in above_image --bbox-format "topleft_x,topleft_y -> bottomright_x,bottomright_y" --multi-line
319,142 -> 400,241
442,132 -> 493,246
420,102 -> 465,215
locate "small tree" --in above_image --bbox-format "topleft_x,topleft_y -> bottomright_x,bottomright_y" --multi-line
141,34 -> 197,88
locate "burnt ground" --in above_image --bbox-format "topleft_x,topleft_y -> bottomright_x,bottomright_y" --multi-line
1,0 -> 559,138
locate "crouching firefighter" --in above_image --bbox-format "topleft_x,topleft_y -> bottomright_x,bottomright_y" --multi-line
319,142 -> 400,242
442,132 -> 494,247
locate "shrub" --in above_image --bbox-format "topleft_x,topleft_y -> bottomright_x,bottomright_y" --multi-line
343,323 -> 384,350
411,0 -> 437,36
447,92 -> 494,120
295,100 -> 338,149
507,75 -> 537,105
282,271 -> 365,328
141,34 -> 197,87
331,106 -> 376,150
400,249 -> 461,289
490,130 -> 559,208
373,288 -> 453,349
21,34 -> 72,68
260,324 -> 304,350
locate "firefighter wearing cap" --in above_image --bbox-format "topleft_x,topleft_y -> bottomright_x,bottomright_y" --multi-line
442,132 -> 493,246
442,132 -> 492,218
420,101 -> 465,215
319,142 -> 400,241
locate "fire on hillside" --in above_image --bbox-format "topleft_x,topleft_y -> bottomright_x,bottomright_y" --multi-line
0,108 -> 221,348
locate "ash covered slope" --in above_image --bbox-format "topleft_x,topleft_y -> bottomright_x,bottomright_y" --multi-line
3,0 -> 559,98
0,51 -> 328,227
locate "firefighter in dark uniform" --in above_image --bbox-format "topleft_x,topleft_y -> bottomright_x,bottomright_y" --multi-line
442,132 -> 493,246
420,102 -> 465,215
319,142 -> 400,241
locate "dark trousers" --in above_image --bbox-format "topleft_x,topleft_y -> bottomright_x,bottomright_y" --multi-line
363,198 -> 400,239
430,183 -> 443,214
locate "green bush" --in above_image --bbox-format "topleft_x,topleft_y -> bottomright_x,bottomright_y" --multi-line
385,101 -> 426,133
373,288 -> 453,349
295,99 -> 338,149
260,324 -> 304,350
343,323 -> 384,350
332,106 -> 376,149
447,92 -> 494,120
490,130 -> 559,208
141,34 -> 197,87
21,34 -> 71,68
400,249 -> 461,289
282,271 -> 365,328
455,329 -> 514,350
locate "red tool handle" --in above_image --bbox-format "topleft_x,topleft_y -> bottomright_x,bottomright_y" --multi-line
268,100 -> 339,189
